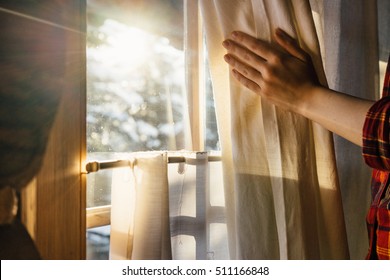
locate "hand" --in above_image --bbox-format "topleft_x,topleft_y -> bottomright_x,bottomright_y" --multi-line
222,28 -> 374,146
222,28 -> 320,113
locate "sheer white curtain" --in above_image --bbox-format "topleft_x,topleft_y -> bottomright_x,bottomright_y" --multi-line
109,151 -> 226,260
109,152 -> 172,260
168,152 -> 228,260
200,0 -> 349,259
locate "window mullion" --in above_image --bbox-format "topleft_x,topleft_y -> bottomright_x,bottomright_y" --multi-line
185,0 -> 205,151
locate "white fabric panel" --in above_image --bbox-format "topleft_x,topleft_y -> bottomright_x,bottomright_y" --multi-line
200,0 -> 349,259
109,152 -> 171,260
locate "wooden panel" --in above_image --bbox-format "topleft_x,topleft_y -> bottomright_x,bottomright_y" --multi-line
0,11 -> 67,191
0,1 -> 88,260
21,179 -> 37,241
34,23 -> 86,259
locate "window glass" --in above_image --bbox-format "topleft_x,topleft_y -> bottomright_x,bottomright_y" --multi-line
86,0 -> 220,259
87,11 -> 186,154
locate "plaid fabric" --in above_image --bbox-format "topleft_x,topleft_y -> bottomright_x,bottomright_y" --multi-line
362,55 -> 390,260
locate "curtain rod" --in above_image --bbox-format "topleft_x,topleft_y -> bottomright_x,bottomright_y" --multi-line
85,155 -> 222,173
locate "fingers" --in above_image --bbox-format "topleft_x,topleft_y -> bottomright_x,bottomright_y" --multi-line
222,37 -> 265,89
231,69 -> 261,93
222,28 -> 313,96
223,53 -> 263,86
224,29 -> 309,63
222,39 -> 266,73
228,31 -> 276,61
274,28 -> 308,62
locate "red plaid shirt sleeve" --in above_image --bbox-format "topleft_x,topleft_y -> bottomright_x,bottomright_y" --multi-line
362,56 -> 390,260
363,96 -> 390,171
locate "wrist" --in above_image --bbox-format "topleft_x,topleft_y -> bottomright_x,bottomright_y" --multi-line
292,84 -> 322,118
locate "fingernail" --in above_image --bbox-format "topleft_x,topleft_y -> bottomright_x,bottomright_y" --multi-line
231,31 -> 239,38
222,40 -> 230,48
224,54 -> 231,62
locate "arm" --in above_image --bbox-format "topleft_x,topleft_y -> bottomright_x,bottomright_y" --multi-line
222,28 -> 374,147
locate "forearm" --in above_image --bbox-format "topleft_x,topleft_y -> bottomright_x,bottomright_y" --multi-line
298,86 -> 374,147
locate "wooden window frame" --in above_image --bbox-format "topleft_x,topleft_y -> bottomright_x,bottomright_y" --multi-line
21,1 -> 87,260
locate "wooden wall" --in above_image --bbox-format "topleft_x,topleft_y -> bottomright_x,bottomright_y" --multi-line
0,1 -> 86,259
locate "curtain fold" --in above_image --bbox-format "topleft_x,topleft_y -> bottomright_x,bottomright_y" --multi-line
200,0 -> 349,259
312,0 -> 378,259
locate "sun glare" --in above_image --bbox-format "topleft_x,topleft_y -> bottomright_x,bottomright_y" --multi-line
97,19 -> 151,68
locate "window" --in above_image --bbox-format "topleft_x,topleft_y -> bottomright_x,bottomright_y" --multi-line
86,0 -> 219,259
